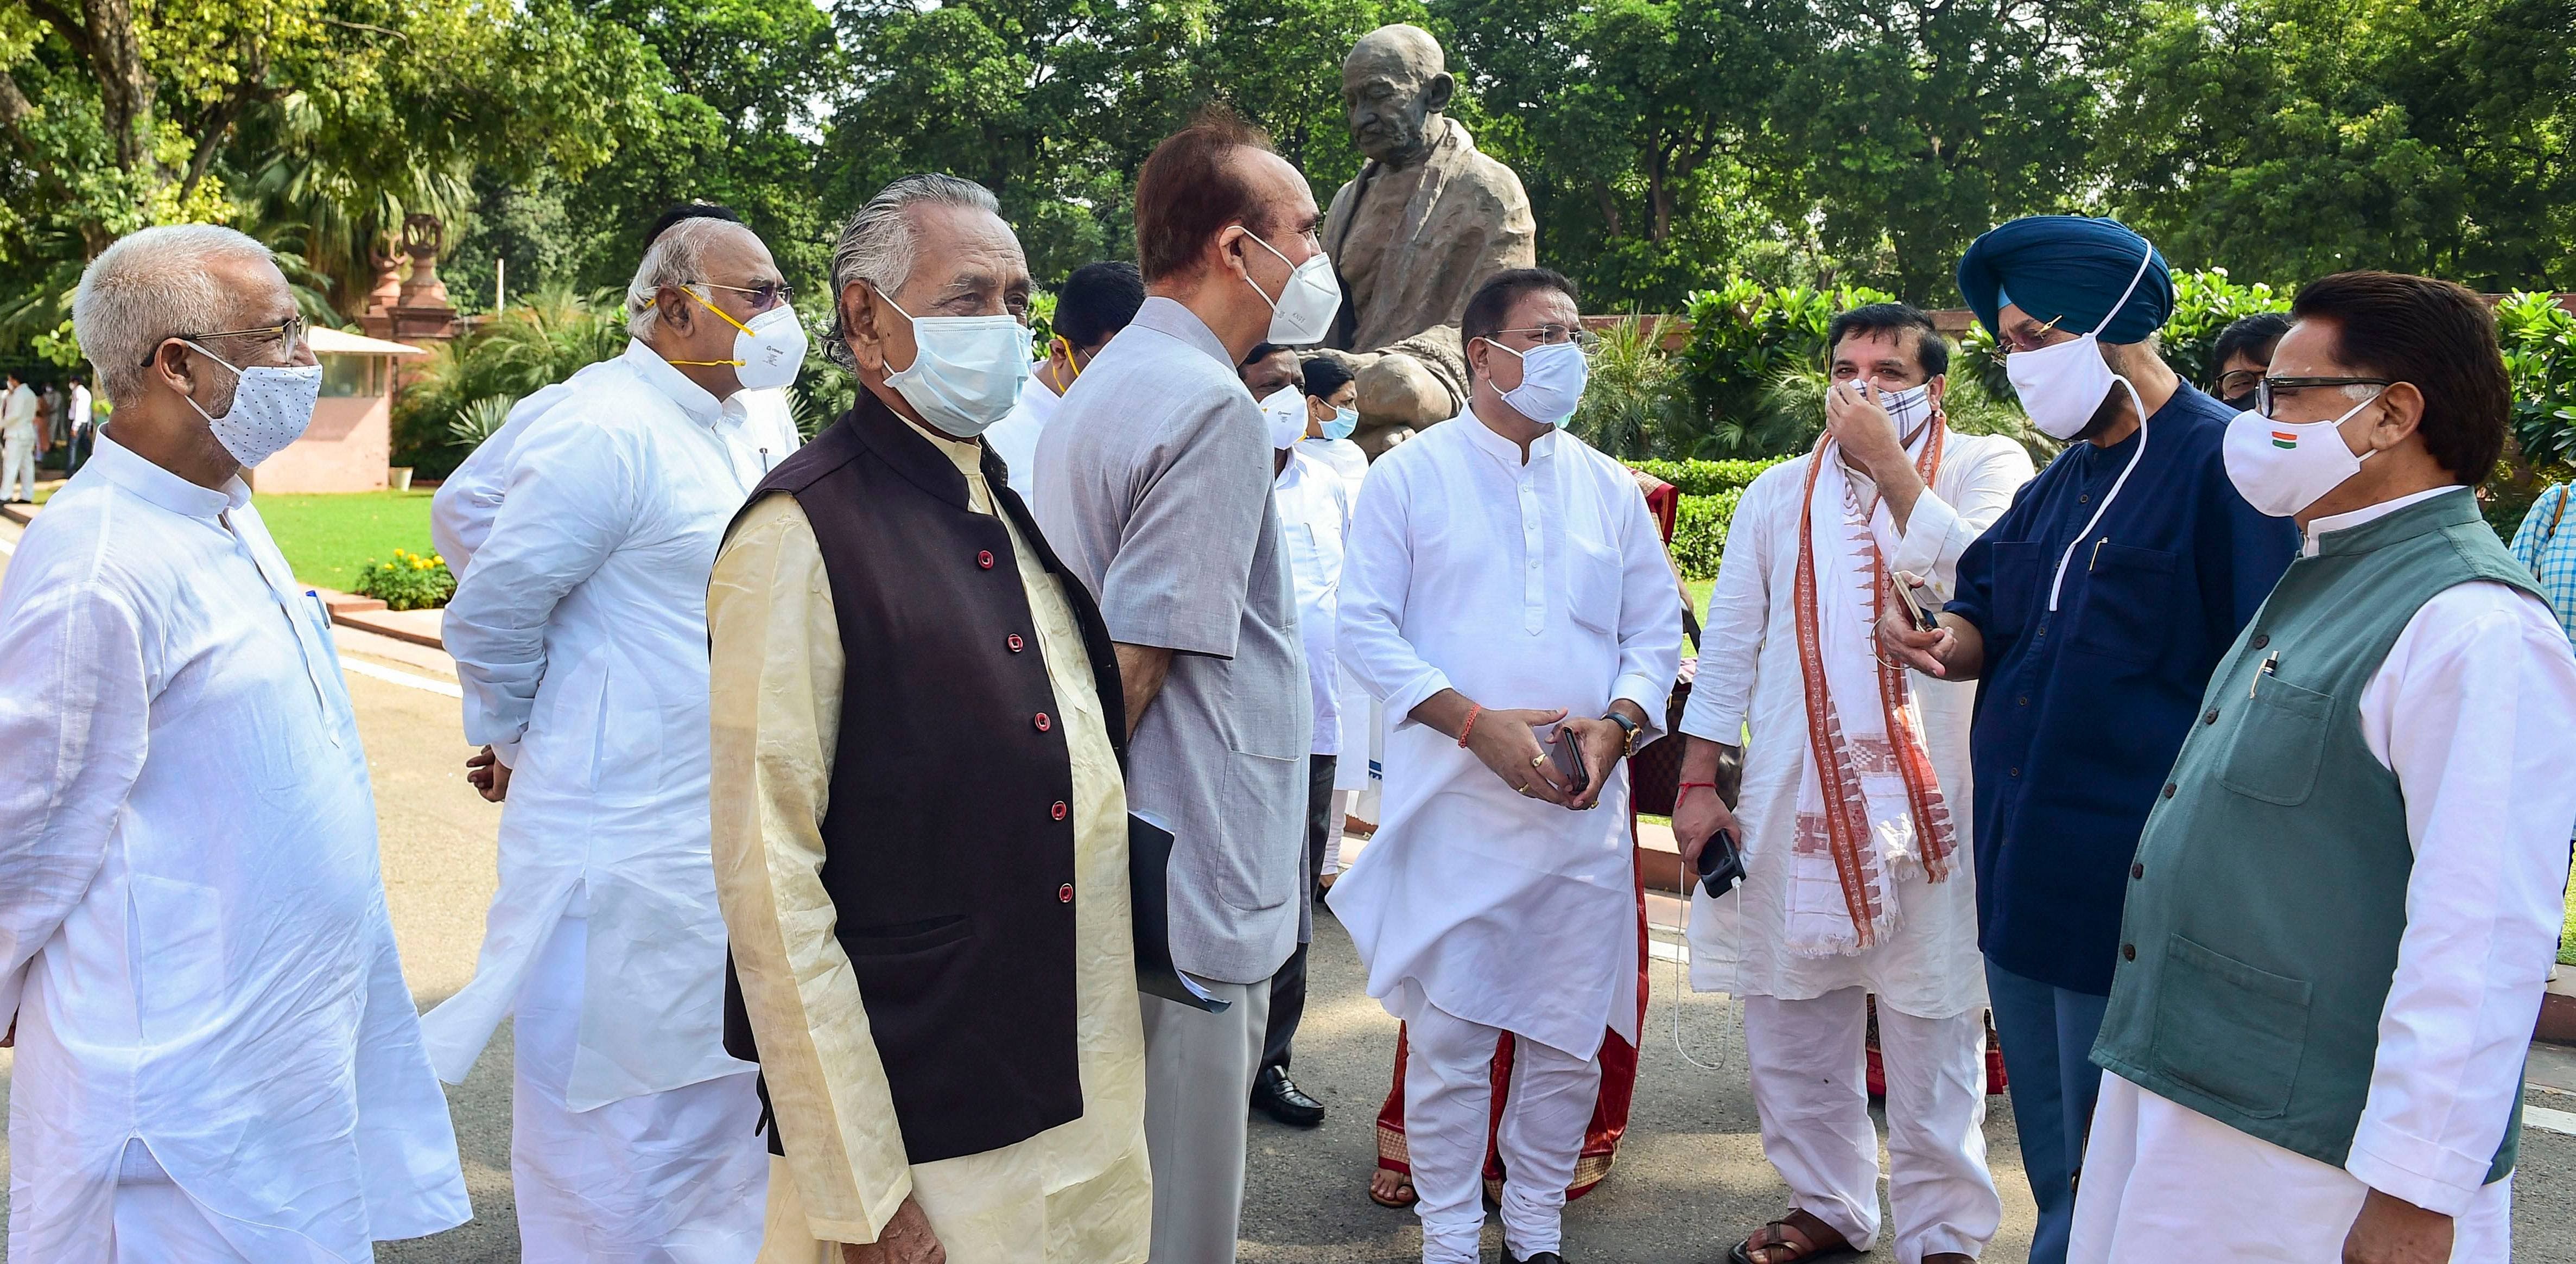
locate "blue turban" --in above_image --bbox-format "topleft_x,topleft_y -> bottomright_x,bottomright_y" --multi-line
1956,215 -> 2173,345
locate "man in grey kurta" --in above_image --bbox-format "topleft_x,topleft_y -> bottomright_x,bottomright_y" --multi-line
1031,113 -> 1316,1262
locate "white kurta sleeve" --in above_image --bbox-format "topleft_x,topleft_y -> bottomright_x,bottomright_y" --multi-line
1609,477 -> 1684,746
2346,583 -> 2576,1216
1338,460 -> 1453,727
441,416 -> 639,759
1679,468 -> 1779,746
1886,435 -> 2035,602
0,581 -> 151,1025
707,494 -> 916,1245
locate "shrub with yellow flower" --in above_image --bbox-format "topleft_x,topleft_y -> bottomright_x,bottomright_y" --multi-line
353,548 -> 458,611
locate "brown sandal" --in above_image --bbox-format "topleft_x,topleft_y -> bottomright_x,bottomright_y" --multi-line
1727,1210 -> 1855,1264
1368,1167 -> 1418,1208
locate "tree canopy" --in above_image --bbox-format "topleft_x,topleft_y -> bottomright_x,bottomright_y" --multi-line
2,0 -> 2569,362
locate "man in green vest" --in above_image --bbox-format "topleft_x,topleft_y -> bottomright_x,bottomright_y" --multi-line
2073,271 -> 2576,1263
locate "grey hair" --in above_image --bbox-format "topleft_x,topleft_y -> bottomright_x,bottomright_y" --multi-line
625,216 -> 750,340
73,224 -> 276,404
824,174 -> 1000,367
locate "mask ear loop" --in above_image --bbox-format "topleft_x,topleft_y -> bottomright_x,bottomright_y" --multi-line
2042,246 -> 2159,613
664,285 -> 752,369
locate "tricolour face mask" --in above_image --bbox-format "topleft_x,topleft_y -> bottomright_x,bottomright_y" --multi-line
1259,385 -> 1308,450
1243,231 -> 1341,346
1324,405 -> 1359,441
2222,390 -> 2384,517
1484,339 -> 1589,426
676,287 -> 808,391
879,291 -> 1031,439
180,341 -> 321,468
2001,250 -> 2155,441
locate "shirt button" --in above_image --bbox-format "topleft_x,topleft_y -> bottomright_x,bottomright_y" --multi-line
2079,493 -> 2091,504
977,550 -> 995,570
2252,633 -> 2269,649
1058,883 -> 1075,904
1050,801 -> 1068,821
2009,766 -> 2020,778
2161,783 -> 2177,799
2204,707 -> 2220,725
2122,943 -> 2137,962
1007,633 -> 1025,653
2017,695 -> 2029,707
1033,712 -> 1052,732
2131,862 -> 2146,880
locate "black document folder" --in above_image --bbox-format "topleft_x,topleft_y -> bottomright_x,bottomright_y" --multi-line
1128,813 -> 1229,1013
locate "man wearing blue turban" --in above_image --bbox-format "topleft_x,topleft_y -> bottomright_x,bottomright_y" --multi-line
1877,215 -> 2299,1264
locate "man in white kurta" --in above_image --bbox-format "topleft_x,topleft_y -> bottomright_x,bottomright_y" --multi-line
423,218 -> 802,1260
0,225 -> 468,1261
1674,307 -> 2032,1264
2068,276 -> 2576,1264
1332,270 -> 1682,1264
1,371 -> 36,503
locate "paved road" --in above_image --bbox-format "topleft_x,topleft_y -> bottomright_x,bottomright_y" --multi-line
3,513 -> 2574,1260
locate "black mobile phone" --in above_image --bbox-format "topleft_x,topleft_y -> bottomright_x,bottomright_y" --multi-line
1893,570 -> 1940,633
1697,827 -> 1746,897
1548,726 -> 1591,796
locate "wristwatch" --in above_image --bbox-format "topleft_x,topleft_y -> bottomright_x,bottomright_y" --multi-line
1602,709 -> 1641,758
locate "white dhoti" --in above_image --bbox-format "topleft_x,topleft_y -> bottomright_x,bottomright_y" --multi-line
1404,996 -> 1604,1264
1741,990 -> 2000,1262
2071,1075 -> 2513,1263
512,912 -> 769,1262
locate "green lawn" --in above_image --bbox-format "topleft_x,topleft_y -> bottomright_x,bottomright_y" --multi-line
252,490 -> 440,591
2563,864 -> 2575,966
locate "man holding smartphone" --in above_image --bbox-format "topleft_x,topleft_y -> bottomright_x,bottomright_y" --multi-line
1330,267 -> 1682,1264
1671,303 -> 2033,1264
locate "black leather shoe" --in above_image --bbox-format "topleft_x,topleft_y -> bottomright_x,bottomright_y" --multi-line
1502,1250 -> 1566,1264
1249,1065 -> 1325,1127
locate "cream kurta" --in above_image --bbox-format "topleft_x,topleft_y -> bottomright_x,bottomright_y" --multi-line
708,418 -> 1149,1264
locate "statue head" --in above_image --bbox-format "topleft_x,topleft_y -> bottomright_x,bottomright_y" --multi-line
1343,24 -> 1453,170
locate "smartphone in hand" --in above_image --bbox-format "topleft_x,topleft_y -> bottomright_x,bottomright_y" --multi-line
1893,569 -> 1940,633
1548,725 -> 1591,797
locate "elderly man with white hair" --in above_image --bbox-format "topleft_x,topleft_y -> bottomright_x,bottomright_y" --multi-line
417,213 -> 806,1259
0,224 -> 470,1259
707,173 -> 1152,1264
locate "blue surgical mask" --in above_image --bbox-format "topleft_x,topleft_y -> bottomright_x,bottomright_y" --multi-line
1324,405 -> 1358,441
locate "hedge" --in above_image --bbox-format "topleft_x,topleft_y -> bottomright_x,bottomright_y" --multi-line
1669,489 -> 1743,581
1632,456 -> 1788,498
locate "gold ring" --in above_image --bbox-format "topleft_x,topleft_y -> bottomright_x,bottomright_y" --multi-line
1531,754 -> 1547,768
1515,784 -> 1531,796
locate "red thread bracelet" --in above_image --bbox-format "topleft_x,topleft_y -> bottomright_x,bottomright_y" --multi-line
1457,702 -> 1483,748
1676,781 -> 1718,797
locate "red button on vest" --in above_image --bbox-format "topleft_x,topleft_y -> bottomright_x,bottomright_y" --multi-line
1007,634 -> 1025,653
1050,801 -> 1068,821
1033,712 -> 1052,732
976,550 -> 995,570
1057,883 -> 1075,904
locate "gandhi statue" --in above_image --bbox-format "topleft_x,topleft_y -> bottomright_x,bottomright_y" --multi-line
1324,24 -> 1536,354
1322,24 -> 1538,445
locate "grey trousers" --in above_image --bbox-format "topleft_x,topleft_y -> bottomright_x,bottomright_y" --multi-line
1141,980 -> 1270,1263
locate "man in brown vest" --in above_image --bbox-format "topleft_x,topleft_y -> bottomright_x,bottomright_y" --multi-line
707,173 -> 1149,1264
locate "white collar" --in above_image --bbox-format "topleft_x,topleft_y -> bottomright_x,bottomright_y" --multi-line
620,339 -> 735,427
1456,408 -> 1557,469
85,429 -> 243,519
2302,485 -> 2459,556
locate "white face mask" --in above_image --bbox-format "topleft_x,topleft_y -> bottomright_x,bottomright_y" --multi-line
1259,385 -> 1308,450
1879,382 -> 1934,433
2222,390 -> 2384,517
1484,338 -> 1589,426
179,342 -> 321,468
879,291 -> 1030,439
1243,231 -> 1341,346
2001,250 -> 2156,441
682,288 -> 808,391
1324,405 -> 1358,441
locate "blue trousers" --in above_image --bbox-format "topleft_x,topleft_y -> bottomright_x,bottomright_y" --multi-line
1983,959 -> 2110,1264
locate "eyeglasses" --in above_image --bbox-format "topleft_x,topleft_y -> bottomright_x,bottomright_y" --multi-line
144,315 -> 308,366
695,281 -> 796,314
1997,314 -> 2067,354
1492,324 -> 1602,351
2256,375 -> 2391,419
2215,369 -> 2265,399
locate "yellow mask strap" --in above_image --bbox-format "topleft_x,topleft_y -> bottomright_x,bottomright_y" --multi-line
1052,334 -> 1082,386
664,285 -> 749,367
